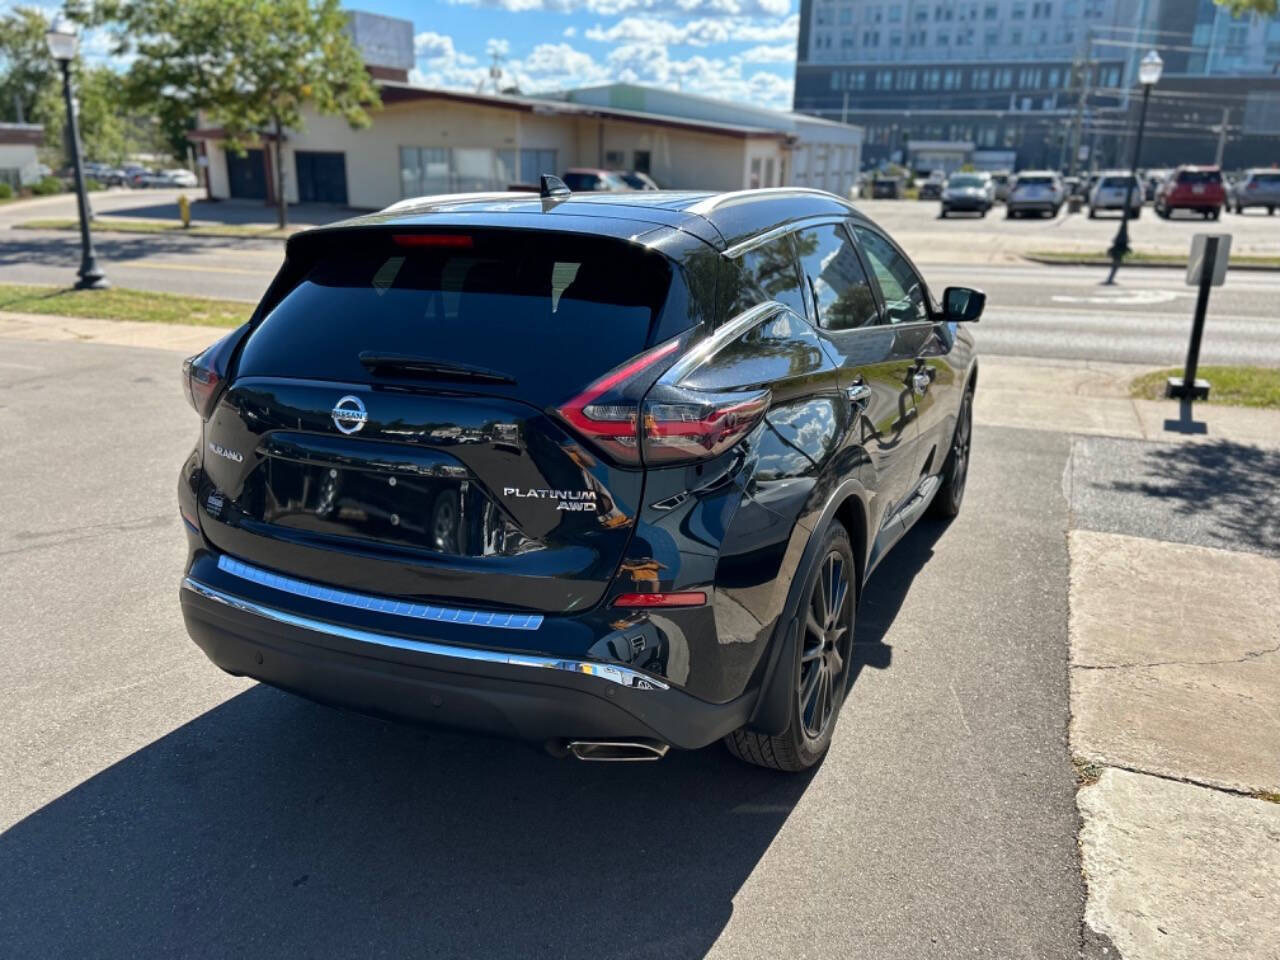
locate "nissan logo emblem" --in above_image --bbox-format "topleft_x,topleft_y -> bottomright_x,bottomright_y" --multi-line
331,395 -> 368,435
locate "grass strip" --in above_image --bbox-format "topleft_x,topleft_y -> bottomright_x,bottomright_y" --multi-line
0,282 -> 250,328
1130,365 -> 1280,409
1026,249 -> 1280,269
14,217 -> 296,239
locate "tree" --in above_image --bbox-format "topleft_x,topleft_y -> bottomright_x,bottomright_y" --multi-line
0,6 -> 53,126
1215,0 -> 1278,14
93,0 -> 380,228
2,6 -> 144,167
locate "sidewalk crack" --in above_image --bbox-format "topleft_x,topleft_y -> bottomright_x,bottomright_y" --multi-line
1073,641 -> 1280,671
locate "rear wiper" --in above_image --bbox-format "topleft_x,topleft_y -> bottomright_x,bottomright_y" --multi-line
358,352 -> 516,385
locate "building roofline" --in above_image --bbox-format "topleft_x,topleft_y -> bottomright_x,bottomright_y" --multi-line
0,122 -> 44,146
377,80 -> 793,140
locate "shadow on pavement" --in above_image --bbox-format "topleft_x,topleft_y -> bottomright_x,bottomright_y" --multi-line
850,514 -> 950,684
0,685 -> 814,958
1107,440 -> 1280,556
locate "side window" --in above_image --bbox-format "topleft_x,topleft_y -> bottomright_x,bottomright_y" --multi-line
853,226 -> 930,325
728,233 -> 808,319
793,223 -> 879,331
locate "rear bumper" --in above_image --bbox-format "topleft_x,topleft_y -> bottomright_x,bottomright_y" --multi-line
942,197 -> 989,211
180,576 -> 752,750
1009,200 -> 1058,211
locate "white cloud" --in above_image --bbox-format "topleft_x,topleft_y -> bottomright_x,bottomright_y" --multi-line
563,25 -> 577,36
446,0 -> 791,17
412,28 -> 795,111
583,13 -> 798,47
737,42 -> 795,63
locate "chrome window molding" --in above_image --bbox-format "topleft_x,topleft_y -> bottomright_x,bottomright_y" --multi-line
184,578 -> 670,691
217,554 -> 544,631
660,300 -> 789,386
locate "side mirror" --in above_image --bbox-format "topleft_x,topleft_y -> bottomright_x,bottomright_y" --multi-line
943,286 -> 985,323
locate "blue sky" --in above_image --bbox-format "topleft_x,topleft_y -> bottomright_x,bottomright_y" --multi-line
350,0 -> 799,109
2,0 -> 800,110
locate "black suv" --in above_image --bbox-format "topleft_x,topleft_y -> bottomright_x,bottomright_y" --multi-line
179,186 -> 981,771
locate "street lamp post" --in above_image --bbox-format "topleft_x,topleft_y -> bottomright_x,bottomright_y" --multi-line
45,14 -> 108,290
1105,50 -> 1163,285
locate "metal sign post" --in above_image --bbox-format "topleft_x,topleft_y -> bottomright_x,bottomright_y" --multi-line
1166,233 -> 1231,401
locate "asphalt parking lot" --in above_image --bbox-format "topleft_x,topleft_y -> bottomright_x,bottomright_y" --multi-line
0,337 -> 1086,958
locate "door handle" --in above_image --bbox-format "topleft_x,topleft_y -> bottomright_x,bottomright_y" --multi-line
911,370 -> 931,396
846,382 -> 872,407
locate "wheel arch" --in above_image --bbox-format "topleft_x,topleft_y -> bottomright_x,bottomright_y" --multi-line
744,478 -> 871,736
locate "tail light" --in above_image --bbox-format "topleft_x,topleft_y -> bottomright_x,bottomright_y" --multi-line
555,338 -> 770,467
182,327 -> 247,420
642,384 -> 771,465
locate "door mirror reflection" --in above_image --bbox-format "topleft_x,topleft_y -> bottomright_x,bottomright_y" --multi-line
942,286 -> 985,323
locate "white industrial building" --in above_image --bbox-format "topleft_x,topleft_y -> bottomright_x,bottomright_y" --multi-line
194,13 -> 862,210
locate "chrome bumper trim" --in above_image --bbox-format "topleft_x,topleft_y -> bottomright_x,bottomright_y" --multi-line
217,554 -> 543,631
182,577 -> 670,691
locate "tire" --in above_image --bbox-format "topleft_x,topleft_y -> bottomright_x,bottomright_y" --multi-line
940,207 -> 949,218
979,207 -> 988,218
1132,208 -> 1141,220
1268,207 -> 1275,215
1087,207 -> 1096,219
929,386 -> 973,519
725,524 -> 856,772
1005,208 -> 1014,219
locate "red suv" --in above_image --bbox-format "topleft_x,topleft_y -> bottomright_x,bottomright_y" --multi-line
1154,165 -> 1225,220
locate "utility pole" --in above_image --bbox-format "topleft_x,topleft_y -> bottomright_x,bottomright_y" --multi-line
1214,106 -> 1229,166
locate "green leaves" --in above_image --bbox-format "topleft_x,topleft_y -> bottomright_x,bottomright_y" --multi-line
1214,0 -> 1278,15
93,0 -> 380,225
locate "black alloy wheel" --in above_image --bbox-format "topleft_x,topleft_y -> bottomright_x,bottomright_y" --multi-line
724,523 -> 856,772
798,550 -> 854,742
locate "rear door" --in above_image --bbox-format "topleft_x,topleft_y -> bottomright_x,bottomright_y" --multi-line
789,221 -> 921,535
199,228 -> 681,614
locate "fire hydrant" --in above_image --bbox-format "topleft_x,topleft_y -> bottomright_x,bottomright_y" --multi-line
178,194 -> 191,229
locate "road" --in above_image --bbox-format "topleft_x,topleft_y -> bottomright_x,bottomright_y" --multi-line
0,336 -> 1085,958
2,190 -> 1279,365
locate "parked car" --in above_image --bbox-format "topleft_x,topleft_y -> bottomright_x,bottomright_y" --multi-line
178,186 -> 981,771
990,171 -> 1012,202
617,170 -> 660,190
1089,171 -> 1143,219
1006,171 -> 1064,218
940,171 -> 995,217
1144,169 -> 1170,202
918,170 -> 946,200
561,168 -> 632,191
141,168 -> 199,188
1154,165 -> 1225,220
1230,168 -> 1280,215
871,175 -> 904,199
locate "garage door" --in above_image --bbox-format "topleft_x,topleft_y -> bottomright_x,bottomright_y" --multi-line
226,148 -> 267,200
295,151 -> 348,204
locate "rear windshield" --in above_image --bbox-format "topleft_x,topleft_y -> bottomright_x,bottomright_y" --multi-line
1177,170 -> 1221,184
1251,173 -> 1280,186
238,231 -> 673,393
1101,176 -> 1137,188
1016,176 -> 1054,186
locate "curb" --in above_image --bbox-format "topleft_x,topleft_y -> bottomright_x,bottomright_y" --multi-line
1021,255 -> 1280,273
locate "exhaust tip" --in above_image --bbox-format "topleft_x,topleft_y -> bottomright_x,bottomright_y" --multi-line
565,739 -> 670,762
